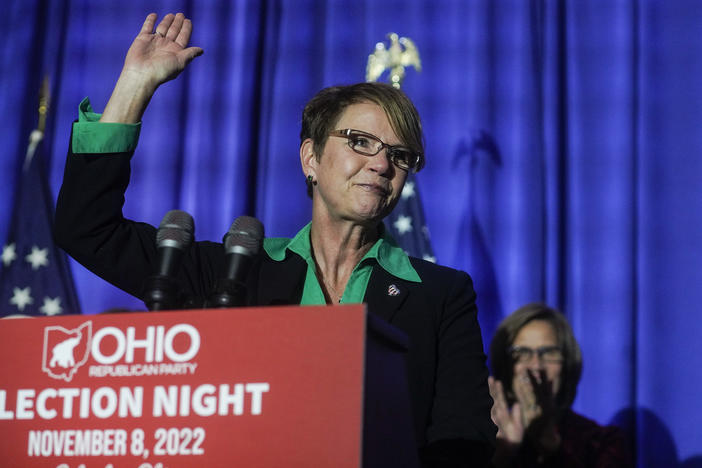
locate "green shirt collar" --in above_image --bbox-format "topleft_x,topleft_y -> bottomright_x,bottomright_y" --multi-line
263,222 -> 421,283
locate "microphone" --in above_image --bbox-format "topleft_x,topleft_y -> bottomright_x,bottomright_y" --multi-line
207,215 -> 264,308
142,210 -> 195,311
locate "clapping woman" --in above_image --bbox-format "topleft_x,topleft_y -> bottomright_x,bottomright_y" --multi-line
488,303 -> 631,467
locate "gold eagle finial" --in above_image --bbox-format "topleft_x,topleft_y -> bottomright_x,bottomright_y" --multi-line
366,33 -> 421,89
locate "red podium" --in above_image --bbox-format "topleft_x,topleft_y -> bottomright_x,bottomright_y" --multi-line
0,305 -> 419,467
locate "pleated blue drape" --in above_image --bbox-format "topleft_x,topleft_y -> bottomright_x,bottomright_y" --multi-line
2,1 -> 700,465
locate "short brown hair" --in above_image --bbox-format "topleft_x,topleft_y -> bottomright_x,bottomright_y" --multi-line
300,82 -> 425,196
489,303 -> 583,410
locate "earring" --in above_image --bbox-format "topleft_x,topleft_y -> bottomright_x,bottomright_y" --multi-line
307,174 -> 317,185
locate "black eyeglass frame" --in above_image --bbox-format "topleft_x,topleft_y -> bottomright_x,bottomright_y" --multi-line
508,345 -> 564,364
328,128 -> 424,172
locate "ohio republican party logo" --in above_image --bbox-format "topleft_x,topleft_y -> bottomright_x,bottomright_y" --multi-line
41,321 -> 92,382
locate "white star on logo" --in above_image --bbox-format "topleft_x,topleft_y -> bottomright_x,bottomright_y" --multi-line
40,296 -> 63,316
422,254 -> 437,263
1,243 -> 17,267
10,286 -> 33,312
25,245 -> 49,270
393,215 -> 413,235
401,181 -> 415,200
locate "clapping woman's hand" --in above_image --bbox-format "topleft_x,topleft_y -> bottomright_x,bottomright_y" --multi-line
513,369 -> 561,452
489,376 -> 525,444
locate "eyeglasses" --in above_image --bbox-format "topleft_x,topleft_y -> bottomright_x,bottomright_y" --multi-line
329,128 -> 423,172
508,345 -> 563,364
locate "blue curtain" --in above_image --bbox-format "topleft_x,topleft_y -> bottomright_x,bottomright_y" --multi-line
2,1 -> 701,465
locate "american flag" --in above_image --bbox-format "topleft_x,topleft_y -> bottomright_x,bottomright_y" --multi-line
385,172 -> 436,262
0,128 -> 81,317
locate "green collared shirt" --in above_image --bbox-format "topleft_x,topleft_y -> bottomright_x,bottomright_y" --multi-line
71,98 -> 422,304
264,223 -> 421,305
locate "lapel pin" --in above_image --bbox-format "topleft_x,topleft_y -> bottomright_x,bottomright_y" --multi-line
387,284 -> 400,296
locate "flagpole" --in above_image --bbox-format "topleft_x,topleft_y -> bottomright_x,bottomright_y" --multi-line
24,76 -> 50,173
38,75 -> 50,134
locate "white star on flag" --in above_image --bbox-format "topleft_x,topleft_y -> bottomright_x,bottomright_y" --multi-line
384,173 -> 435,262
401,181 -> 415,199
40,296 -> 63,316
393,215 -> 413,235
25,245 -> 49,270
10,286 -> 33,311
2,243 -> 17,267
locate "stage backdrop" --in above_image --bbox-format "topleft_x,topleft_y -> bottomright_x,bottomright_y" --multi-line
1,1 -> 701,466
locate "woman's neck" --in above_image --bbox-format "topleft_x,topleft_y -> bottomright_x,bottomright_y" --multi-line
309,219 -> 380,303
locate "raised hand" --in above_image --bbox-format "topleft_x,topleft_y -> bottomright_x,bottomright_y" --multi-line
100,13 -> 204,124
123,13 -> 203,88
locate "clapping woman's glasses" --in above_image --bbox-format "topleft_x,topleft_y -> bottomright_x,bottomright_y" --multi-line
508,345 -> 564,363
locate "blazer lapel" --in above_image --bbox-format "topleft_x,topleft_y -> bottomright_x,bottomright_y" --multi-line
253,254 -> 412,316
255,254 -> 307,306
363,265 -> 410,322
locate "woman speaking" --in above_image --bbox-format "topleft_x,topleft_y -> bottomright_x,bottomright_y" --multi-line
55,13 -> 496,466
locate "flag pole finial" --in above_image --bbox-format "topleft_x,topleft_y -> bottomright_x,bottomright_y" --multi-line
365,33 -> 421,89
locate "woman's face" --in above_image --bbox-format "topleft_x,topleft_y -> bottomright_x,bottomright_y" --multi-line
303,102 -> 408,224
511,319 -> 563,396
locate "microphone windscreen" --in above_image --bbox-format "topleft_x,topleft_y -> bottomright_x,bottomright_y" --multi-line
156,210 -> 194,249
224,216 -> 264,256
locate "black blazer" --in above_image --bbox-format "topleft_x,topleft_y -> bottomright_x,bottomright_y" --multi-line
250,251 -> 496,454
55,139 -> 496,466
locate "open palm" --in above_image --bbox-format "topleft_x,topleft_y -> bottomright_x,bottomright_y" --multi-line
122,13 -> 203,88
